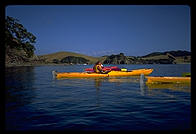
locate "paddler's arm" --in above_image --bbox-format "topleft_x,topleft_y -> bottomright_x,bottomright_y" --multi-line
97,65 -> 103,72
98,66 -> 111,74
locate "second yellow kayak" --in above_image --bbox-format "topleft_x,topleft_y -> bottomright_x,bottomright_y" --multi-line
146,76 -> 191,84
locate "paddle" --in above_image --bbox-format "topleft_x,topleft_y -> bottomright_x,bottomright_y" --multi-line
101,69 -> 112,74
140,74 -> 147,84
52,70 -> 57,79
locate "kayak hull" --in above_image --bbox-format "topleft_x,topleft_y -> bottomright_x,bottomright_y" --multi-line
55,68 -> 153,78
146,76 -> 191,84
56,72 -> 108,78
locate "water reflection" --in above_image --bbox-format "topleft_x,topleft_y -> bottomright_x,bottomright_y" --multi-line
140,74 -> 147,96
94,78 -> 103,90
93,77 -> 191,95
93,77 -> 141,90
107,77 -> 140,83
6,66 -> 36,111
53,76 -> 191,98
94,78 -> 102,107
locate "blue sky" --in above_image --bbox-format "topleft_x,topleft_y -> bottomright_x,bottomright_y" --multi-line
6,5 -> 190,56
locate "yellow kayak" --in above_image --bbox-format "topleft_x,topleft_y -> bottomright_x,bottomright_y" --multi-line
146,76 -> 191,84
53,68 -> 153,78
146,82 -> 190,92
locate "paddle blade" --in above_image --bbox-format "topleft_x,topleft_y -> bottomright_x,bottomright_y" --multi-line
140,74 -> 146,96
52,71 -> 57,79
140,74 -> 145,85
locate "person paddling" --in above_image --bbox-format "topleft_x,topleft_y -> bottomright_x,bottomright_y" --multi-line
93,61 -> 110,74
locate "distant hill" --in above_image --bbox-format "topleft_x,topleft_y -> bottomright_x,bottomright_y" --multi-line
142,50 -> 191,58
38,50 -> 191,65
38,51 -> 106,64
101,50 -> 191,64
140,50 -> 191,64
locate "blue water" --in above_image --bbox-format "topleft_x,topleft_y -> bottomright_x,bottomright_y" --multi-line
5,64 -> 191,130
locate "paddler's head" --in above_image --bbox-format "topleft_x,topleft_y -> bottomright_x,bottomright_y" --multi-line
95,61 -> 102,65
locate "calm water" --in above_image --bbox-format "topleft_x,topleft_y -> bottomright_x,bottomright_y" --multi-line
5,64 -> 191,130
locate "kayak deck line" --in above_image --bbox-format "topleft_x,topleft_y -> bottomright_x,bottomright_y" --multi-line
108,69 -> 153,77
145,76 -> 191,84
52,68 -> 153,79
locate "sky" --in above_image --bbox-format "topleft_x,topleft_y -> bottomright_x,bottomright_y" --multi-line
6,5 -> 190,57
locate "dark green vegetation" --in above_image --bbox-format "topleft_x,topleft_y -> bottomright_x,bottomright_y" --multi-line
5,16 -> 39,65
60,56 -> 89,64
103,53 -> 131,64
5,16 -> 191,67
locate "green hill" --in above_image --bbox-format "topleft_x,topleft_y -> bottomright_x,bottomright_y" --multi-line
140,50 -> 191,64
142,50 -> 191,58
38,51 -> 106,64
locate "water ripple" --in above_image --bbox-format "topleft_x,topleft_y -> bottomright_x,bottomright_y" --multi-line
6,65 -> 191,130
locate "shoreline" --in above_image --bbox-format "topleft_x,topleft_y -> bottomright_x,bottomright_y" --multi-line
5,62 -> 191,68
5,63 -> 70,67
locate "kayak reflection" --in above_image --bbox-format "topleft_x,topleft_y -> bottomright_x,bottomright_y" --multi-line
55,77 -> 140,89
54,76 -> 190,94
107,77 -> 140,83
94,77 -> 140,89
94,78 -> 103,90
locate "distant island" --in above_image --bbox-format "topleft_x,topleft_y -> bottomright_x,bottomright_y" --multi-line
5,50 -> 191,67
5,16 -> 191,67
38,50 -> 191,65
